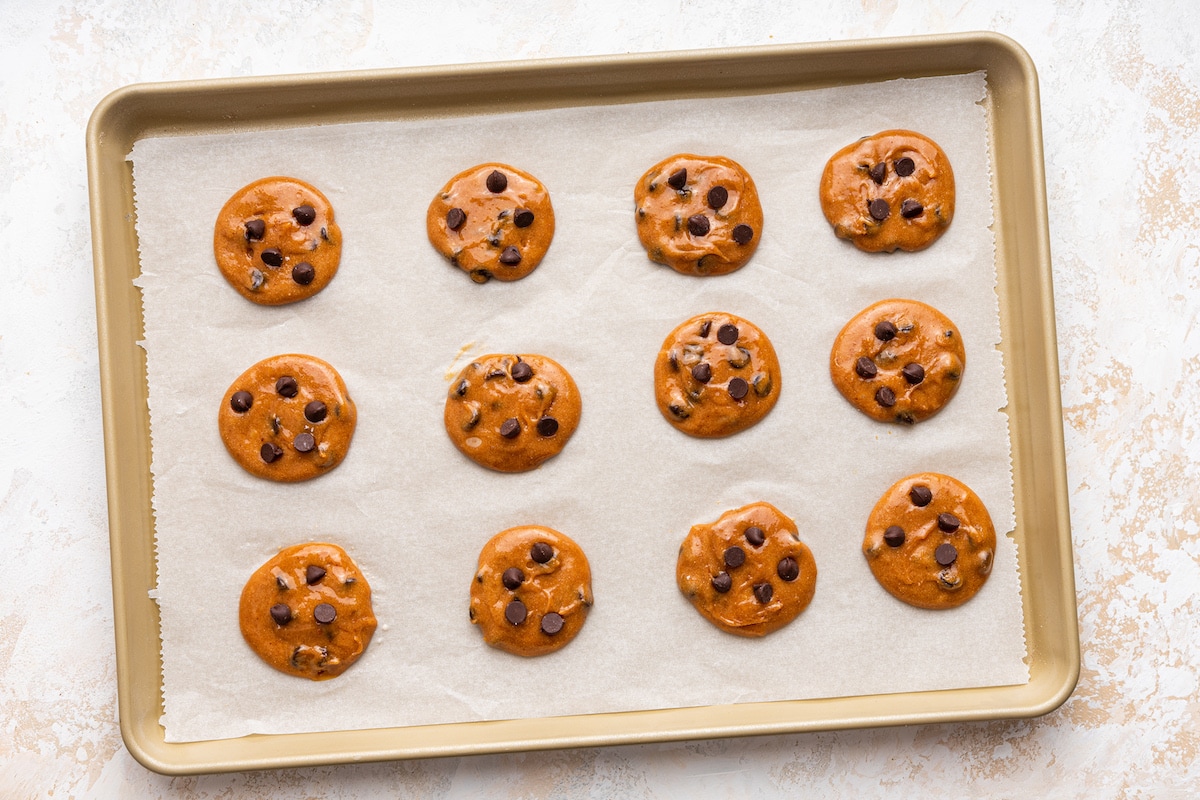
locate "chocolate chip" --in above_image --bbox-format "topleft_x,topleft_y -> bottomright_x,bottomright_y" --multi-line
499,418 -> 520,438
744,526 -> 765,547
260,443 -> 283,463
531,542 -> 553,564
712,572 -> 732,593
875,386 -> 896,407
275,575 -> 289,590
230,391 -> 253,413
902,363 -> 926,384
667,167 -> 687,189
910,485 -> 933,507
244,219 -> 265,241
894,157 -> 916,177
292,205 -> 316,226
486,170 -> 508,193
691,363 -> 712,384
868,199 -> 890,221
724,545 -> 746,568
728,377 -> 749,400
731,224 -> 754,245
269,604 -> 292,625
753,583 -> 774,604
292,261 -> 315,285
935,542 -> 958,566
249,269 -> 264,291
868,162 -> 887,184
294,432 -> 315,453
505,599 -> 527,625
687,214 -> 710,236
777,556 -> 800,582
511,361 -> 533,382
314,603 -> 337,624
502,567 -> 525,590
855,357 -> 878,379
306,565 -> 326,584
707,186 -> 728,209
699,320 -> 712,338
900,199 -> 924,218
446,207 -> 467,231
261,248 -> 284,267
717,324 -> 739,345
304,400 -> 327,423
884,525 -> 906,547
275,376 -> 298,397
513,208 -> 535,228
541,612 -> 565,635
938,513 -> 961,533
499,246 -> 522,266
537,417 -> 559,437
874,320 -> 898,341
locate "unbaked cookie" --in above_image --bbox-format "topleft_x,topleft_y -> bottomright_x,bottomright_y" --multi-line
863,473 -> 996,609
444,353 -> 581,473
819,130 -> 955,253
213,176 -> 342,304
830,298 -> 965,424
219,354 -> 357,482
676,502 -> 817,637
239,542 -> 377,680
469,525 -> 593,657
634,154 -> 763,276
426,163 -> 556,283
654,312 -> 781,438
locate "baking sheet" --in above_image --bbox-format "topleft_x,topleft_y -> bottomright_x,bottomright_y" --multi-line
130,70 -> 1025,744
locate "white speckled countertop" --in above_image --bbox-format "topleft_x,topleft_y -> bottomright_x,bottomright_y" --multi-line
2,1 -> 1197,796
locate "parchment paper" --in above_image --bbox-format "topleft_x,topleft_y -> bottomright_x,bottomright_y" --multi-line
130,71 -> 1026,743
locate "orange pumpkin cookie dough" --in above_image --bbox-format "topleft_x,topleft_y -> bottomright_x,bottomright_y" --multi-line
239,542 -> 377,680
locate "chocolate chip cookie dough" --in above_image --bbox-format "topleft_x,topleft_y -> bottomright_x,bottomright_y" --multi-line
819,130 -> 955,253
469,525 -> 593,657
830,298 -> 965,425
863,473 -> 996,610
426,163 -> 556,283
219,354 -> 357,482
444,353 -> 581,473
213,176 -> 342,304
634,154 -> 763,276
677,502 -> 817,637
239,542 -> 377,680
654,312 -> 781,438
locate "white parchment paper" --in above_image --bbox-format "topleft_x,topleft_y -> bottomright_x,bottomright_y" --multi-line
131,71 -> 1026,743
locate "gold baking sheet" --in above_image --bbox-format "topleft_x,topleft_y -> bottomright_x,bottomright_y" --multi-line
87,32 -> 1077,775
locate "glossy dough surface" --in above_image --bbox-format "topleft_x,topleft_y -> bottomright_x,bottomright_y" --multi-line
239,542 -> 377,680
213,176 -> 342,304
469,525 -> 593,657
676,502 -> 817,637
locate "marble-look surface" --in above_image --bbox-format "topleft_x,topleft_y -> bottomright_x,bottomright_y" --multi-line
1,1 -> 1196,797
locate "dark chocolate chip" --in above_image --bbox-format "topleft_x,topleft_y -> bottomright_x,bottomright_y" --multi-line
269,604 -> 292,625
744,526 -> 765,547
261,248 -> 284,267
900,199 -> 924,218
306,565 -> 326,584
537,417 -> 559,437
292,261 -> 315,285
275,575 -> 289,590
499,418 -> 520,439
275,376 -> 298,397
884,525 -> 906,547
541,612 -> 564,635
938,513 -> 961,533
455,379 -> 469,397
687,214 -> 710,236
699,320 -> 712,338
499,246 -> 522,266
292,204 -> 316,226
910,485 -> 933,507
777,556 -> 800,582
314,603 -> 337,624
513,208 -> 535,228
874,320 -> 898,341
691,363 -> 712,384
894,157 -> 916,177
502,567 -> 525,590
531,542 -> 553,564
486,170 -> 508,193
724,545 -> 746,568
511,361 -> 533,382
935,542 -> 958,566
260,443 -> 283,463
728,377 -> 750,400
753,582 -> 774,604
707,186 -> 729,209
855,357 -> 878,379
446,207 -> 467,231
731,224 -> 754,245
470,268 -> 492,283
667,167 -> 687,189
244,219 -> 265,241
294,432 -> 315,453
304,400 -> 327,423
230,391 -> 253,413
712,572 -> 732,593
902,363 -> 926,384
868,162 -> 887,184
505,599 -> 527,626
717,324 -> 739,345
868,199 -> 890,221
249,269 -> 264,291
875,386 -> 896,407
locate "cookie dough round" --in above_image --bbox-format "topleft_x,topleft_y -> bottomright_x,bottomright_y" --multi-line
426,163 -> 556,283
469,525 -> 593,657
654,312 -> 781,438
219,354 -> 357,482
830,298 -> 965,425
676,502 -> 817,637
819,130 -> 955,253
239,542 -> 377,680
213,176 -> 342,304
863,473 -> 996,609
634,154 -> 763,276
444,353 -> 581,473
